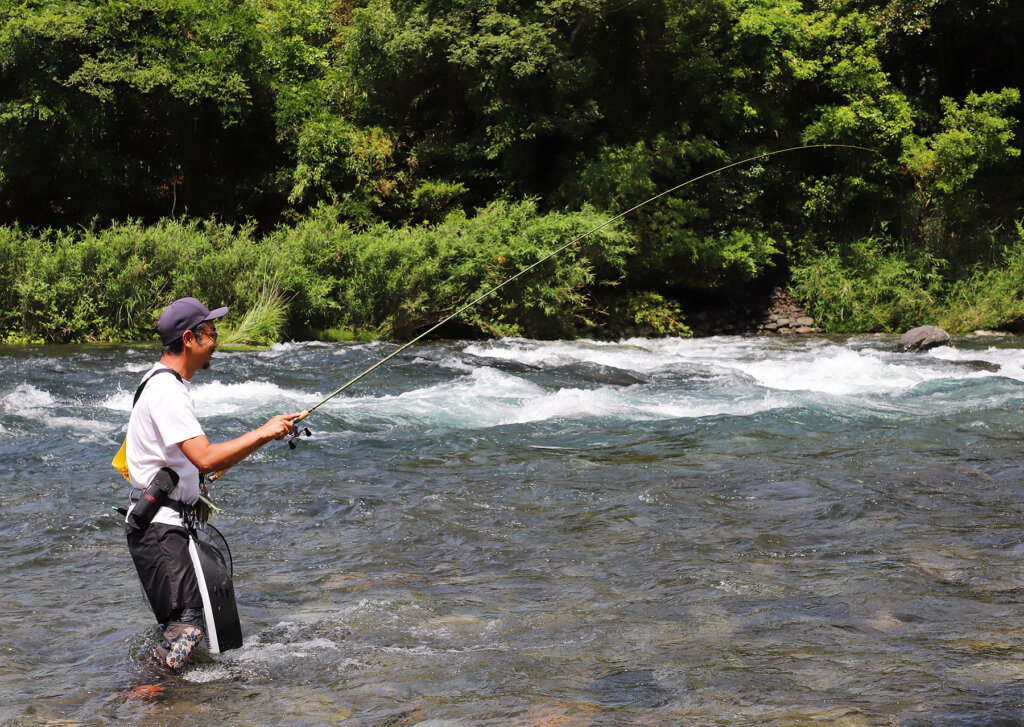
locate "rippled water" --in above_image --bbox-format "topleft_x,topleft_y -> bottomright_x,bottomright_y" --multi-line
2,334 -> 1024,726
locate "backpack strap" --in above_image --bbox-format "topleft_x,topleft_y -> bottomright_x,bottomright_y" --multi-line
113,368 -> 186,485
132,367 -> 183,408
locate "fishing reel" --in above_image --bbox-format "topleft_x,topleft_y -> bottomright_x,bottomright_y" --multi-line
288,425 -> 312,449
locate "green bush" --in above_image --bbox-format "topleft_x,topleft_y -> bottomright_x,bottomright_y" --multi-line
0,201 -> 631,343
0,219 -> 266,342
606,292 -> 692,337
939,222 -> 1024,332
268,199 -> 632,339
219,276 -> 289,347
791,222 -> 1024,334
789,237 -> 946,333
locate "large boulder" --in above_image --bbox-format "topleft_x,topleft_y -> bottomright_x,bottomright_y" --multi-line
897,325 -> 951,352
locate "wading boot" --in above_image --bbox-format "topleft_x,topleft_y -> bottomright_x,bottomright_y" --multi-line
154,622 -> 204,671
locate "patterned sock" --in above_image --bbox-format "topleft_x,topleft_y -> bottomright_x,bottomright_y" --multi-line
162,623 -> 204,671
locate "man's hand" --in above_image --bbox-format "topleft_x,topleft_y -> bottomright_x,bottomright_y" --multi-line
260,412 -> 304,441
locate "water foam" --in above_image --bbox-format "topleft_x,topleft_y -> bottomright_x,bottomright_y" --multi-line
256,341 -> 334,359
730,347 -> 930,395
101,390 -> 134,412
468,337 -> 1016,396
182,665 -> 233,683
190,379 -> 309,416
104,378 -> 312,415
0,384 -> 56,414
322,362 -> 794,428
81,337 -> 1024,437
466,338 -> 678,373
501,384 -> 791,424
1,384 -> 117,440
231,636 -> 345,662
325,367 -> 541,428
927,345 -> 1024,381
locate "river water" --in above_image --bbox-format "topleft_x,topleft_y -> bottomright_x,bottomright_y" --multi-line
2,334 -> 1024,726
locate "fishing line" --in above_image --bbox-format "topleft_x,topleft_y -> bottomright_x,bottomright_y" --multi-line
208,142 -> 876,482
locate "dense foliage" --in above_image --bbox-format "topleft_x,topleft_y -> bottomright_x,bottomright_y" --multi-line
1,0 -> 1022,341
0,202 -> 630,343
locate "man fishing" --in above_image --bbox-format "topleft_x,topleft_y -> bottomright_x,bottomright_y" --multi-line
123,297 -> 300,671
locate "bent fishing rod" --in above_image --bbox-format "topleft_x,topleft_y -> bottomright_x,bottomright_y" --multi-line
208,142 -> 876,483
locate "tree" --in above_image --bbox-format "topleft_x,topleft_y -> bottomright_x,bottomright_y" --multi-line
0,0 -> 282,227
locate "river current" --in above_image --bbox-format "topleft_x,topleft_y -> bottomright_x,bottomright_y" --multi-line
2,334 -> 1024,726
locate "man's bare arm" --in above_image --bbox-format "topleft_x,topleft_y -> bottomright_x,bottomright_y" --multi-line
178,413 -> 301,474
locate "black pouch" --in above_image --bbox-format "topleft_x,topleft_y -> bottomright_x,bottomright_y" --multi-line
126,467 -> 179,534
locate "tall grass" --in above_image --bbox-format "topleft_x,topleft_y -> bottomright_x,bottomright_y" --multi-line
218,278 -> 289,346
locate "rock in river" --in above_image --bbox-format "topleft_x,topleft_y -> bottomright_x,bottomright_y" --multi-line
896,325 -> 951,352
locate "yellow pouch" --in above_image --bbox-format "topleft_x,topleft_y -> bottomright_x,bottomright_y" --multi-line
112,440 -> 130,482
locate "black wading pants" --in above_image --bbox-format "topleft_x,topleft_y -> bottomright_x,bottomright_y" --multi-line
126,522 -> 203,625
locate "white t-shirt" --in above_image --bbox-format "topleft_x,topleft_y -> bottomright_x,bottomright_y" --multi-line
126,364 -> 205,527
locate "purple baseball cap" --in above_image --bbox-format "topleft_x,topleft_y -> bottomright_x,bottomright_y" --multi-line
157,297 -> 229,346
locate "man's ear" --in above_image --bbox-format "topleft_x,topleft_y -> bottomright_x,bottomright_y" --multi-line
181,330 -> 197,349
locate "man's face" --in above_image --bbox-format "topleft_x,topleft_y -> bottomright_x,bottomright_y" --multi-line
189,322 -> 218,370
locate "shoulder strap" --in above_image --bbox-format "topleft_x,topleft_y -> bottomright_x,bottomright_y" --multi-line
132,367 -> 183,408
114,368 -> 185,484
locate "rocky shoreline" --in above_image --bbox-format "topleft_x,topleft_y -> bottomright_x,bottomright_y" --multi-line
688,287 -> 821,338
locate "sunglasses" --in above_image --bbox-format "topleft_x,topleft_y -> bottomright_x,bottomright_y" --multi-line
192,324 -> 219,342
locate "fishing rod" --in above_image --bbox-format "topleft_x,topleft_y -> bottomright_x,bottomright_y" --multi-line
208,142 -> 876,483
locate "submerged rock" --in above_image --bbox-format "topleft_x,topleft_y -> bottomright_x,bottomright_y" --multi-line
590,669 -> 673,708
953,359 -> 1001,372
896,325 -> 951,352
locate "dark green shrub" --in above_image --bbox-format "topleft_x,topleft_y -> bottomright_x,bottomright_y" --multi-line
0,200 -> 630,343
790,238 -> 946,333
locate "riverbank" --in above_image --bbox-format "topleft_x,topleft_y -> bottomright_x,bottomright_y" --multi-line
3,211 -> 1022,345
682,287 -> 822,338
